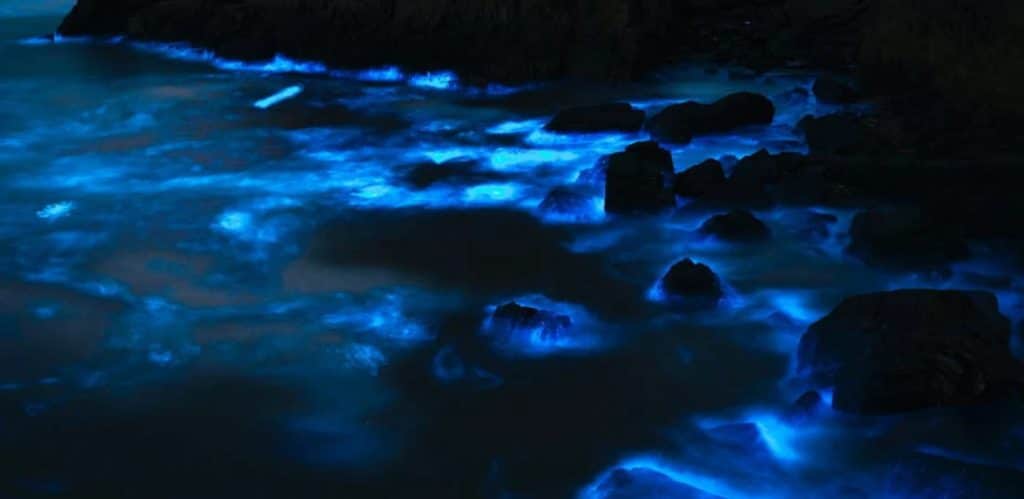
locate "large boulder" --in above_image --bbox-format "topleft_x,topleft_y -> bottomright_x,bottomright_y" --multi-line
847,208 -> 970,270
798,289 -> 1023,413
699,210 -> 771,243
673,159 -> 726,199
660,259 -> 723,310
604,141 -> 675,214
544,103 -> 645,133
646,92 -> 775,144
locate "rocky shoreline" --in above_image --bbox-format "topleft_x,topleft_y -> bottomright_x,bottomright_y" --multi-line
56,0 -> 1024,412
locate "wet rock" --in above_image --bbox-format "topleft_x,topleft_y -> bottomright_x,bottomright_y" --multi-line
660,259 -> 723,309
730,149 -> 802,187
491,302 -> 571,342
405,159 -> 501,188
798,113 -> 884,156
847,208 -> 970,270
798,289 -> 1023,413
604,141 -> 675,214
544,103 -> 645,133
726,149 -> 806,202
784,390 -> 826,423
673,159 -> 726,199
646,92 -> 775,144
812,76 -> 861,104
699,210 -> 771,243
539,186 -> 596,220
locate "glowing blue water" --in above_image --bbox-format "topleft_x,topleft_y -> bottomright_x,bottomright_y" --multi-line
1,9 -> 1021,497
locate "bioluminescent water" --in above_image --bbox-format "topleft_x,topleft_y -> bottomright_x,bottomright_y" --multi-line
1,3 -> 1022,498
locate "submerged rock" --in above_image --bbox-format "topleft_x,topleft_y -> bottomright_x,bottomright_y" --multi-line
544,103 -> 645,133
604,141 -> 675,214
660,259 -> 723,309
847,208 -> 970,270
673,159 -> 726,199
491,302 -> 571,342
646,92 -> 775,144
699,211 -> 771,243
798,289 -> 1023,413
539,186 -> 597,220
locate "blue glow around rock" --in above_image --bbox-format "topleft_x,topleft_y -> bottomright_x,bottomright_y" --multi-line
580,455 -> 752,499
481,295 -> 603,357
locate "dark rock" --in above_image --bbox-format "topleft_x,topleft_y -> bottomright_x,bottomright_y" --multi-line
847,208 -> 970,270
699,211 -> 771,242
539,186 -> 596,220
726,149 -> 807,202
491,302 -> 571,342
798,113 -> 884,156
673,159 -> 726,199
604,141 -> 675,214
784,390 -> 826,423
660,259 -> 723,309
797,289 -> 1023,413
730,149 -> 807,187
646,92 -> 775,144
812,76 -> 861,104
544,103 -> 645,133
405,159 -> 501,188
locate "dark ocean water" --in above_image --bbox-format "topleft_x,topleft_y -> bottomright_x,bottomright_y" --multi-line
1,2 -> 1022,498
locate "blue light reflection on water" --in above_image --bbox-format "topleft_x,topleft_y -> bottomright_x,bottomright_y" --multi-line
4,29 -> 1021,498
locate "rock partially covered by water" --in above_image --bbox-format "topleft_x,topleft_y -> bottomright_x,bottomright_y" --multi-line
847,208 -> 970,270
660,259 -> 723,310
646,92 -> 775,144
544,103 -> 645,133
699,210 -> 771,243
604,141 -> 675,214
539,186 -> 596,220
491,302 -> 571,342
798,289 -> 1023,413
673,159 -> 726,199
